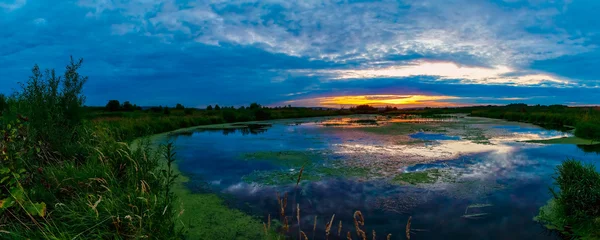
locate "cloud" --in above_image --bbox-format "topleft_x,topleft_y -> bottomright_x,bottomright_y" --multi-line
0,0 -> 26,11
301,60 -> 573,87
76,0 -> 593,67
32,18 -> 46,25
0,0 -> 599,107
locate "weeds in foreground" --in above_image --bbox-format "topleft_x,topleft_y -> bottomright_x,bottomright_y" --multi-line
266,169 -> 412,240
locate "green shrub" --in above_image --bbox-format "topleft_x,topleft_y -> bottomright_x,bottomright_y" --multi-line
536,159 -> 600,239
13,57 -> 87,161
575,121 -> 600,141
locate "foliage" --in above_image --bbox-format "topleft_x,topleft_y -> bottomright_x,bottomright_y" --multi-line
11,56 -> 87,161
105,100 -> 121,112
535,159 -> 600,239
0,94 -> 7,115
391,104 -> 600,140
214,104 -> 220,111
206,105 -> 213,111
175,103 -> 184,110
574,121 -> 600,142
0,58 -> 182,239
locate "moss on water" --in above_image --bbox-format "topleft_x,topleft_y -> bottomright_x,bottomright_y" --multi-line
524,137 -> 596,145
173,170 -> 269,239
359,122 -> 445,135
242,165 -> 372,186
391,169 -> 446,185
132,133 -> 271,240
241,150 -> 317,167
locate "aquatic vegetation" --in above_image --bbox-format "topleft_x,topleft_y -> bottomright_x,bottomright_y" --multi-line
241,151 -> 318,168
359,122 -> 446,135
242,164 -> 371,186
524,136 -> 595,145
391,169 -> 443,185
535,159 -> 600,239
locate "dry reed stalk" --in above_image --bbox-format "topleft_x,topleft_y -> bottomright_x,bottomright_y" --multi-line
300,231 -> 309,240
268,214 -> 271,231
353,211 -> 365,238
312,216 -> 317,240
276,192 -> 288,218
406,216 -> 412,240
372,230 -> 376,240
347,231 -> 353,240
263,222 -> 268,236
296,165 -> 305,187
325,214 -> 335,239
338,220 -> 342,236
297,204 -> 301,240
283,217 -> 290,232
386,233 -> 391,240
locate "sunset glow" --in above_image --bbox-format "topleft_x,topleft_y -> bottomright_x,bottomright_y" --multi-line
285,95 -> 463,108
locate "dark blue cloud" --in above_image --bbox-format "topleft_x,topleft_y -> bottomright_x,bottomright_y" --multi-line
0,0 -> 598,107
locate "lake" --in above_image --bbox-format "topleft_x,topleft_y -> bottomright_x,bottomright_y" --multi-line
158,115 -> 599,240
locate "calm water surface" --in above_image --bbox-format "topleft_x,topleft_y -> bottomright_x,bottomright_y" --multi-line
159,117 -> 599,240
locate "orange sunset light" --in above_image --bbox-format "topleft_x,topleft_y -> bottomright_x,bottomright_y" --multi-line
286,94 -> 463,108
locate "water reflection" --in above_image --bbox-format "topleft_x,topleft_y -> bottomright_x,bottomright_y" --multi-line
164,116 -> 599,240
577,144 -> 600,154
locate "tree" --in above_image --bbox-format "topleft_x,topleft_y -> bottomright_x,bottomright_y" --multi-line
17,56 -> 88,157
122,101 -> 134,111
206,105 -> 213,111
249,103 -> 261,110
214,104 -> 221,110
163,107 -> 170,115
0,94 -> 7,114
106,100 -> 121,112
175,103 -> 185,110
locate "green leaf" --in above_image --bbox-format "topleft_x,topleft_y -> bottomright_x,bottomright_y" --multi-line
24,202 -> 46,217
0,167 -> 10,174
0,197 -> 15,209
0,176 -> 9,184
9,187 -> 24,202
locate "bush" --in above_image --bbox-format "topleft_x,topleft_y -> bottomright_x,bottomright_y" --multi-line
574,121 -> 600,141
0,94 -> 7,114
15,57 -> 87,159
105,100 -> 120,112
536,159 -> 600,238
175,103 -> 184,110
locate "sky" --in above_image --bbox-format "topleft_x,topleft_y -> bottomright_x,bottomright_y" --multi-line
1,0 -> 599,108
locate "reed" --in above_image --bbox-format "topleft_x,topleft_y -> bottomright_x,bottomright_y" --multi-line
372,230 -> 376,240
347,231 -> 353,240
338,220 -> 342,236
297,203 -> 301,240
312,216 -> 317,240
406,216 -> 412,240
300,231 -> 309,240
325,214 -> 335,239
387,233 -> 391,240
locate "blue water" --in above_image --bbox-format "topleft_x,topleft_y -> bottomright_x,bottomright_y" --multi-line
159,118 -> 599,240
409,132 -> 461,141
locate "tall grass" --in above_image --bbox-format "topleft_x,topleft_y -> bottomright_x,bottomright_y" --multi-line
535,159 -> 600,239
0,58 -> 182,239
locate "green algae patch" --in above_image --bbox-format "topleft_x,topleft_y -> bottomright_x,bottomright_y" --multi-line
524,137 -> 596,145
392,169 -> 442,185
390,168 -> 461,185
241,150 -> 318,167
242,165 -> 372,186
132,134 -> 273,239
173,172 -> 270,239
358,122 -> 445,135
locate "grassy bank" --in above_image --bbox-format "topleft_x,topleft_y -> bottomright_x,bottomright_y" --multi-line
0,58 -> 181,239
387,104 -> 600,142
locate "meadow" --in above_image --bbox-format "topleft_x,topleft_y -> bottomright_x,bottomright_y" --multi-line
1,59 -> 599,239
